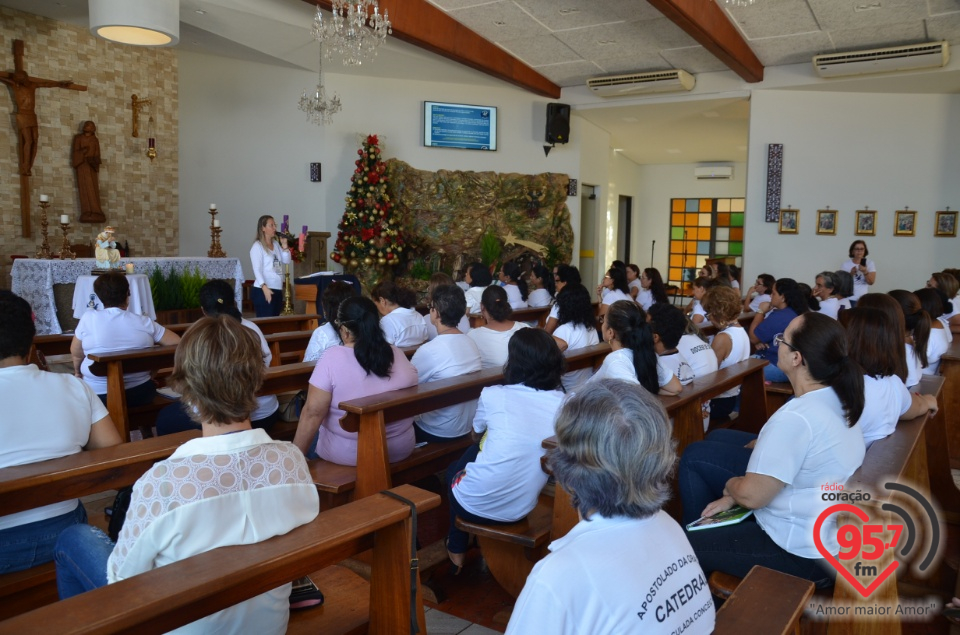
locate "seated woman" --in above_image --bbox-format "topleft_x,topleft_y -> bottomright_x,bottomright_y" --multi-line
685,276 -> 711,325
467,286 -> 528,369
914,287 -> 950,374
833,270 -> 855,311
550,283 -> 599,391
702,285 -> 750,421
71,273 -> 180,408
55,316 -> 319,634
929,271 -> 960,330
679,312 -> 866,587
648,303 -> 696,385
411,285 -> 482,442
856,293 -> 916,387
841,307 -> 937,448
294,296 -> 419,465
372,280 -> 428,347
498,261 -> 529,310
743,273 -> 775,313
590,300 -> 682,396
888,290 -> 931,388
464,262 -> 494,315
544,264 -> 580,334
445,329 -> 566,571
717,262 -> 738,289
303,281 -> 356,362
748,277 -> 808,383
421,273 -> 470,340
677,315 -> 719,379
155,280 -> 280,435
0,292 -> 121,574
507,380 -> 715,635
526,264 -> 555,308
626,264 -> 643,302
813,271 -> 842,319
637,268 -> 669,311
597,266 -> 632,323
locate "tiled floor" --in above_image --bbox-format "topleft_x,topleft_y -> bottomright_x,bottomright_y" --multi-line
425,607 -> 502,635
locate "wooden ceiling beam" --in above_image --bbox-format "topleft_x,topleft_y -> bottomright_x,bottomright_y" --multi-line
304,0 -> 562,98
647,0 -> 764,83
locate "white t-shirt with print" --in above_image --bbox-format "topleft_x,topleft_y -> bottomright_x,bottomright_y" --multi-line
677,334 -> 719,379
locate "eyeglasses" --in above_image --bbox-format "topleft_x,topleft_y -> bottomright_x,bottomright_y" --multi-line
773,333 -> 798,351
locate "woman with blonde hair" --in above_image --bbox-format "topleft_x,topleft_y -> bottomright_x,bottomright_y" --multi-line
249,215 -> 290,317
702,285 -> 750,422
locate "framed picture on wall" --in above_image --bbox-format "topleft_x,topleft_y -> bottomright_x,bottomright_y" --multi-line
935,210 -> 957,237
855,210 -> 876,236
778,208 -> 799,234
894,210 -> 916,237
816,209 -> 837,235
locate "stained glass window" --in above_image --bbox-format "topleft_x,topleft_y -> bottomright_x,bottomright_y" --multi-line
667,198 -> 745,291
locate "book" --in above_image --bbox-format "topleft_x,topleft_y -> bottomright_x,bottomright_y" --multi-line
685,505 -> 754,531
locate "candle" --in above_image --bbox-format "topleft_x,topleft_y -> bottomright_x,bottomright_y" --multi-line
125,263 -> 134,274
302,225 -> 308,234
213,219 -> 221,227
209,203 -> 217,211
148,137 -> 155,149
60,214 -> 69,224
39,194 -> 48,202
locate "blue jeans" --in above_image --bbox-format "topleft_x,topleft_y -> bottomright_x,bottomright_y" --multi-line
0,503 -> 87,574
54,524 -> 115,599
156,402 -> 278,436
251,286 -> 283,317
678,429 -> 756,526
763,362 -> 789,383
446,443 -> 511,554
97,378 -> 157,411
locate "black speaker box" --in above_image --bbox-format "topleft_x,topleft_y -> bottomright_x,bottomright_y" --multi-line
546,103 -> 570,145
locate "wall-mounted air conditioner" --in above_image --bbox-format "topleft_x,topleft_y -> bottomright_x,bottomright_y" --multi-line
695,166 -> 733,180
586,70 -> 695,97
813,41 -> 949,78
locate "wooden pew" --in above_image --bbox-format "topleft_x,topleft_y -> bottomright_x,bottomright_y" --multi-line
940,338 -> 960,468
467,304 -> 552,329
0,431 -> 200,619
457,358 -> 769,598
714,566 -> 815,635
264,330 -> 314,365
0,485 -> 438,635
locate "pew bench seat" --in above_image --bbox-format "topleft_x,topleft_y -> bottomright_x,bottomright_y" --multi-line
713,566 -> 815,635
0,562 -> 57,620
764,381 -> 793,415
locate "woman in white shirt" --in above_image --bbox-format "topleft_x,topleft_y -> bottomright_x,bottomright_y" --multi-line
626,264 -> 643,302
591,300 -> 682,396
680,312 -> 866,587
551,283 -> 599,391
686,276 -> 709,325
597,267 -> 632,324
544,264 -> 581,334
702,285 -> 751,422
467,286 -> 528,369
56,316 -> 319,634
928,271 -> 960,333
915,287 -> 950,373
249,215 -> 291,317
888,290 -> 931,386
813,271 -> 842,320
498,261 -> 529,310
743,273 -> 774,313
639,268 -> 670,310
464,262 -> 493,315
841,240 -> 876,303
303,281 -> 356,362
372,280 -> 428,347
446,328 -> 565,571
421,273 -> 471,341
526,264 -> 555,308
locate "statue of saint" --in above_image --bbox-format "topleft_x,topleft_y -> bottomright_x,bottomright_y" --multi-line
73,120 -> 105,223
95,226 -> 122,270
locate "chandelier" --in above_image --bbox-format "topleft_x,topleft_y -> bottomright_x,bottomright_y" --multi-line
299,43 -> 341,125
311,1 -> 392,66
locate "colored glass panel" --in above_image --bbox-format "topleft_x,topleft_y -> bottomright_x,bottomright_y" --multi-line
670,240 -> 683,254
717,213 -> 730,226
670,267 -> 682,281
686,240 -> 698,253
699,213 -> 712,226
730,227 -> 744,241
715,241 -> 728,254
670,254 -> 683,267
699,199 -> 712,212
672,199 -> 686,212
671,227 -> 685,240
686,199 -> 699,211
672,213 -> 685,225
697,241 -> 710,253
684,255 -> 697,267
731,213 -> 744,227
715,228 -> 730,241
685,213 -> 699,225
697,227 -> 711,240
731,199 -> 745,212
717,199 -> 731,212
729,242 -> 743,256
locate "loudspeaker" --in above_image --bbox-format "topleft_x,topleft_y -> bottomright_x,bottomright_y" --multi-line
545,103 -> 570,145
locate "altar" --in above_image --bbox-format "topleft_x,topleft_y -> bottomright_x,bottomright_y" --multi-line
11,257 -> 244,335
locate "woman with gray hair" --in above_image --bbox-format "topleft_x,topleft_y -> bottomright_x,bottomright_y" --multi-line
506,379 -> 715,635
813,271 -> 842,319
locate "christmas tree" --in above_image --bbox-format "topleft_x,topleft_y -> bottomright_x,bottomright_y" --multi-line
330,134 -> 405,269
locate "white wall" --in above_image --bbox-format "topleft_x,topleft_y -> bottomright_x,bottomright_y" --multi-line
178,51 -> 583,278
632,163 -> 747,274
743,90 -> 960,293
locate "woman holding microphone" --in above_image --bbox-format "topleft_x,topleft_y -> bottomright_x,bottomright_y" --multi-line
842,240 -> 876,305
249,215 -> 290,317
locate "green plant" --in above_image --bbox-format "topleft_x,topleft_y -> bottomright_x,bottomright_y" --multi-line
148,267 -> 203,311
149,267 -> 168,311
480,231 -> 501,267
408,258 -> 432,281
180,267 -> 207,309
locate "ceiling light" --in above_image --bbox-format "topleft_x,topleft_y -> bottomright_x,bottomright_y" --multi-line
89,0 -> 179,47
311,1 -> 392,66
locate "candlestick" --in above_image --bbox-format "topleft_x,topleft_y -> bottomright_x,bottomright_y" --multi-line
57,220 -> 75,260
208,206 -> 226,258
35,200 -> 53,259
209,204 -> 217,211
39,194 -> 48,202
213,219 -> 221,228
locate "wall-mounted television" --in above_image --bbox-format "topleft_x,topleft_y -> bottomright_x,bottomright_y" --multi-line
423,101 -> 497,151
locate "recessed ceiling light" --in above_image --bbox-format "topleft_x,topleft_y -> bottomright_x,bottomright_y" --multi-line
613,148 -> 624,152
558,8 -> 580,15
195,9 -> 206,15
854,2 -> 881,11
703,111 -> 720,118
667,149 -> 681,154
622,116 -> 639,123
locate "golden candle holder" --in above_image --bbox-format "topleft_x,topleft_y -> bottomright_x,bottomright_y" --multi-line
280,263 -> 295,316
57,222 -> 76,260
35,200 -> 53,259
207,208 -> 226,258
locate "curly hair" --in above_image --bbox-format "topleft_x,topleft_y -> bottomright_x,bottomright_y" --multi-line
701,285 -> 741,326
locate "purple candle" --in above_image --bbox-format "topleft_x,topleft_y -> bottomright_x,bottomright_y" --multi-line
302,225 -> 308,235
281,214 -> 289,233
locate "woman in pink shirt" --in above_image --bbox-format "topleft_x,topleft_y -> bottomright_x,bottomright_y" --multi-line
293,296 -> 418,465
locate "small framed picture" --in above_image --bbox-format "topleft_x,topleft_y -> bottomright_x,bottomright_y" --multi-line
935,210 -> 957,237
816,209 -> 837,235
894,210 -> 916,237
778,208 -> 798,234
855,210 -> 876,236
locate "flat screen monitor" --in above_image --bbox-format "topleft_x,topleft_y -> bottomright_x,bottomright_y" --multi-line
423,101 -> 497,151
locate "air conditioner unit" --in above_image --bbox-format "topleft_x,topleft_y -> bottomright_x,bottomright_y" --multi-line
586,69 -> 695,97
813,41 -> 949,78
695,166 -> 733,180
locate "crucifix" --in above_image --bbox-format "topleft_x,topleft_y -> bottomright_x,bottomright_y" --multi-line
0,40 -> 86,237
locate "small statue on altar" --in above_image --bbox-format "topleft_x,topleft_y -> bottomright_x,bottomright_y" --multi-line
95,226 -> 122,269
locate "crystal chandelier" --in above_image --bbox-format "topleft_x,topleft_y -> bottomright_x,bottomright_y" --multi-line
311,1 -> 392,66
299,43 -> 341,125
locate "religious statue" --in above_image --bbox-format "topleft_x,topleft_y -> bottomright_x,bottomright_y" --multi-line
73,120 -> 105,223
95,226 -> 122,270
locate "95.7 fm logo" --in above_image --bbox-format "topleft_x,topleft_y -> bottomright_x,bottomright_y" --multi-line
813,482 -> 940,598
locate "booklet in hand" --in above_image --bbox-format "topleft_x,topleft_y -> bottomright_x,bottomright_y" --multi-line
685,505 -> 753,531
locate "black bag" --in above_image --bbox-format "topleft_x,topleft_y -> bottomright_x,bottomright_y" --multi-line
107,486 -> 133,541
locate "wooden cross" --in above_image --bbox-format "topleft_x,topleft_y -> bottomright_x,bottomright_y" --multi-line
0,40 -> 86,237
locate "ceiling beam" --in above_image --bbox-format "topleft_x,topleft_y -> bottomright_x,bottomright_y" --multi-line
647,0 -> 763,83
304,0 -> 562,98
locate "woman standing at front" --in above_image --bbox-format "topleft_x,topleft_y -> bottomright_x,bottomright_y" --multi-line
249,215 -> 290,317
842,240 -> 876,305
